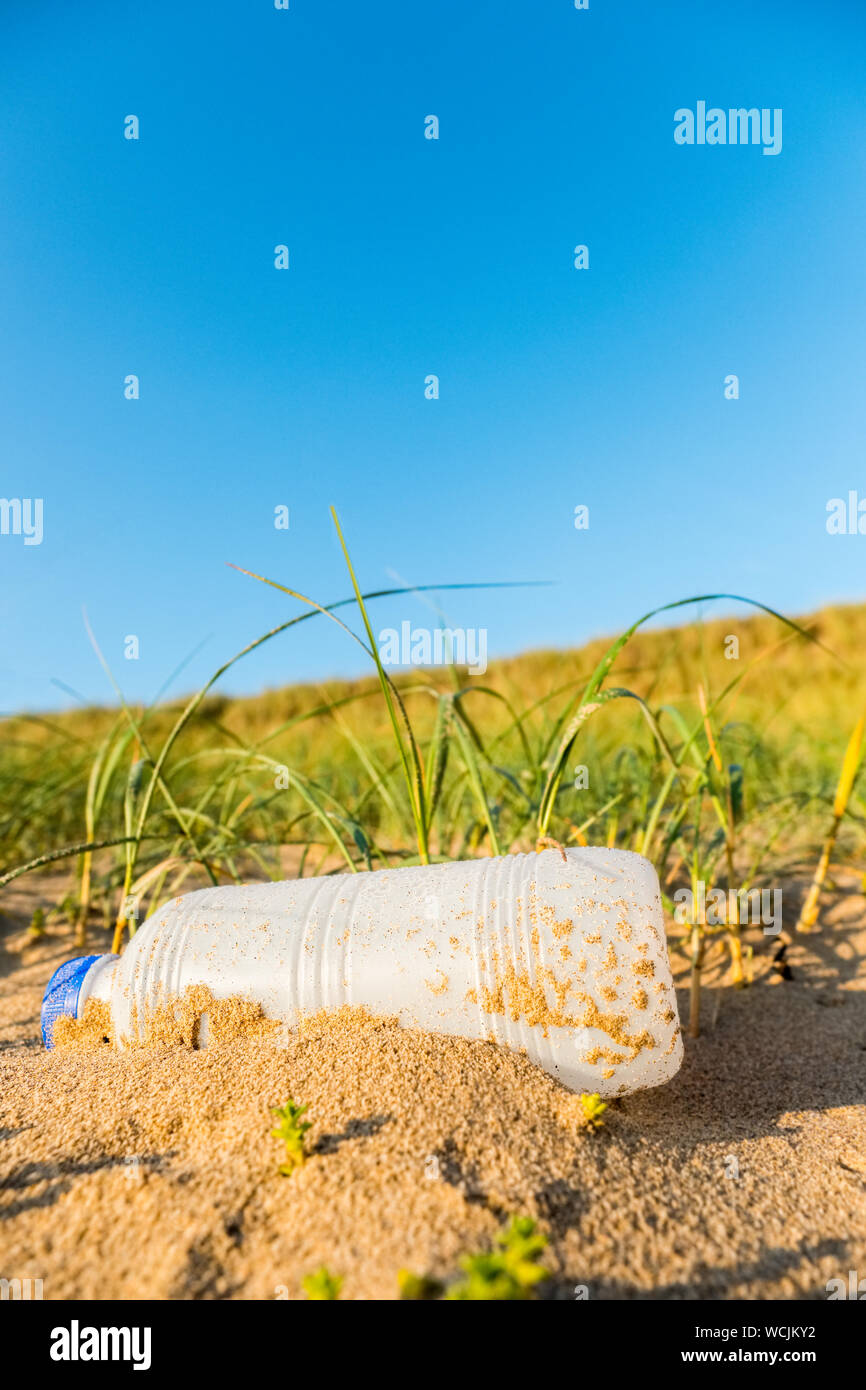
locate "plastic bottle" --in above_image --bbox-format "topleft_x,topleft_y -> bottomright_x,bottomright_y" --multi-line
41,847 -> 683,1096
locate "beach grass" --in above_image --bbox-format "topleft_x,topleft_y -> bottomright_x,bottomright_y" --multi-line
1,520 -> 864,1030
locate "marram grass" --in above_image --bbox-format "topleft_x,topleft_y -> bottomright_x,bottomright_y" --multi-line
1,513 -> 864,1032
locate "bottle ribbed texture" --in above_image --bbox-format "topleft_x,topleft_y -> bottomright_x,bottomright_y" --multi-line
73,849 -> 683,1097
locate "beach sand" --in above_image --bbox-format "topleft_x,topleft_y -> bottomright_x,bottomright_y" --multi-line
1,872 -> 864,1300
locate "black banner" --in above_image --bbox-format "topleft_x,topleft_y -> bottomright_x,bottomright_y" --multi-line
6,1298 -> 859,1376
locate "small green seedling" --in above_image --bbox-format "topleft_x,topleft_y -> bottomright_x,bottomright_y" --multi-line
59,893 -> 77,927
271,1099 -> 312,1176
580,1092 -> 608,1129
444,1216 -> 549,1301
397,1268 -> 445,1301
302,1266 -> 342,1300
28,907 -> 46,940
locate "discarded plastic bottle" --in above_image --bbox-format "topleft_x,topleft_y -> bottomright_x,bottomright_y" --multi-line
41,847 -> 683,1096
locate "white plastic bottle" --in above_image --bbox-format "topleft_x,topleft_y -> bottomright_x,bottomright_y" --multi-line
41,847 -> 683,1096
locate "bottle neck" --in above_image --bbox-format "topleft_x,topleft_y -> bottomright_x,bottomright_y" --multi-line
78,953 -> 120,1012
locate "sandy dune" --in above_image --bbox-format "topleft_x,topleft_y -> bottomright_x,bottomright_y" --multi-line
1,872 -> 864,1300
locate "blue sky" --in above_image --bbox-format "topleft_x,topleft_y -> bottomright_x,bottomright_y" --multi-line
1,0 -> 865,712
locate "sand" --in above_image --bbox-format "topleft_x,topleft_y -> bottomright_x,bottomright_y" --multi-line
1,871 -> 865,1300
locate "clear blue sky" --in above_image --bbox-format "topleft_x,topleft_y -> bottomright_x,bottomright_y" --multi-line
2,0 -> 865,712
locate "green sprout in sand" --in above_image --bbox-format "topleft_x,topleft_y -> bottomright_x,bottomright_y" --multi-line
271,1099 -> 312,1177
444,1216 -> 549,1301
302,1267 -> 342,1300
580,1093 -> 608,1130
399,1218 -> 549,1301
28,907 -> 46,940
397,1269 -> 445,1301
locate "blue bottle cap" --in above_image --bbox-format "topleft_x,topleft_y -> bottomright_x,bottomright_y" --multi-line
41,955 -> 108,1048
